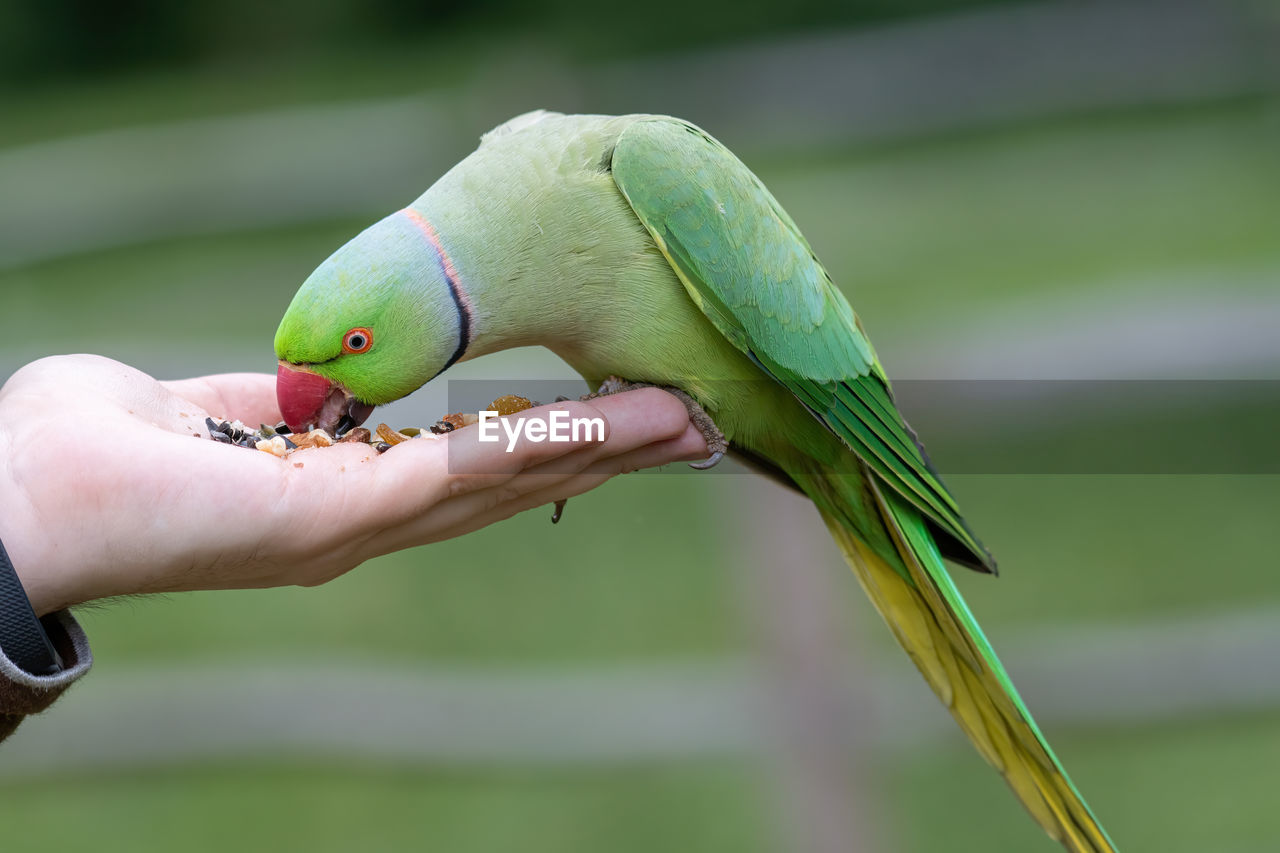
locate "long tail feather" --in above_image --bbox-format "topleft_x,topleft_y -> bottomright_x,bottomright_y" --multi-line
816,475 -> 1117,852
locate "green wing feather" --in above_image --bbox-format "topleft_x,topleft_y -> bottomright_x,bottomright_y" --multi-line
611,117 -> 992,573
610,117 -> 1116,852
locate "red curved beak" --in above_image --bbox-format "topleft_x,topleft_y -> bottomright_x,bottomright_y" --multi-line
276,363 -> 377,435
276,363 -> 335,433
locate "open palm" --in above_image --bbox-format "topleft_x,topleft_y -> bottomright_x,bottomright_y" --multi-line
0,355 -> 705,614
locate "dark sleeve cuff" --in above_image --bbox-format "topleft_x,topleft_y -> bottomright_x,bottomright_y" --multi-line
0,609 -> 93,742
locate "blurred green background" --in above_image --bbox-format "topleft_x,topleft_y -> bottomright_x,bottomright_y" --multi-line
2,1 -> 1279,851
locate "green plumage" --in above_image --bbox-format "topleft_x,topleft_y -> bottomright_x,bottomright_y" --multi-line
611,119 -> 992,575
274,111 -> 1117,851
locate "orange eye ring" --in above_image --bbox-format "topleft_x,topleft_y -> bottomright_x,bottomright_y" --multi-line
342,327 -> 373,354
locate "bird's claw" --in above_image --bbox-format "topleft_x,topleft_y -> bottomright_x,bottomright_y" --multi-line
689,449 -> 725,470
583,376 -> 728,472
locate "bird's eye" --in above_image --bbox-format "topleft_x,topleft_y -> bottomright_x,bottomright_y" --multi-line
342,327 -> 373,354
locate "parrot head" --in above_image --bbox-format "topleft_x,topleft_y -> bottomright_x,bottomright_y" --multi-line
273,211 -> 468,433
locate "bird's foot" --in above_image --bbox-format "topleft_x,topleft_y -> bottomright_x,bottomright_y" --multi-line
547,377 -> 727,525
584,376 -> 727,470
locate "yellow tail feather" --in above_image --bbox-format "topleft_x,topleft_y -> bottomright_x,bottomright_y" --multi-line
818,508 -> 1117,852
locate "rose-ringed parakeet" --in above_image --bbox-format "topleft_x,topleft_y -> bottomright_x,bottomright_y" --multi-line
273,111 -> 1117,851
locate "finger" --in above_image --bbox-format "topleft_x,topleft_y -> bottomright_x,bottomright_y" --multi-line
162,373 -> 281,425
518,418 -> 708,479
370,422 -> 709,553
437,386 -> 695,486
324,387 -> 690,524
268,387 -> 701,549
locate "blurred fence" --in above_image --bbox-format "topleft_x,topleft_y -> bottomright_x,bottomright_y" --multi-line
6,601 -> 1280,777
1,0 -> 1274,270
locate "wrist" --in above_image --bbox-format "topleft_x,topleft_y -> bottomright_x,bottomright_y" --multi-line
0,424 -> 77,617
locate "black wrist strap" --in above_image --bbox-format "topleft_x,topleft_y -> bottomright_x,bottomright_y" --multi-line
0,537 -> 63,676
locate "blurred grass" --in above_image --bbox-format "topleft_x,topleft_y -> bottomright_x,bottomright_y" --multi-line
948,474 -> 1280,626
5,713 -> 1278,853
0,761 -> 774,853
894,711 -> 1280,853
0,39 -> 480,151
761,101 -> 1280,336
0,222 -> 363,364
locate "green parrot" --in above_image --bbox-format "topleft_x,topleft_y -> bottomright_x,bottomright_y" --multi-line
273,111 -> 1116,852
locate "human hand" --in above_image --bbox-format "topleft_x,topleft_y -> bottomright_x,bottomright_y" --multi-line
0,355 -> 708,616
